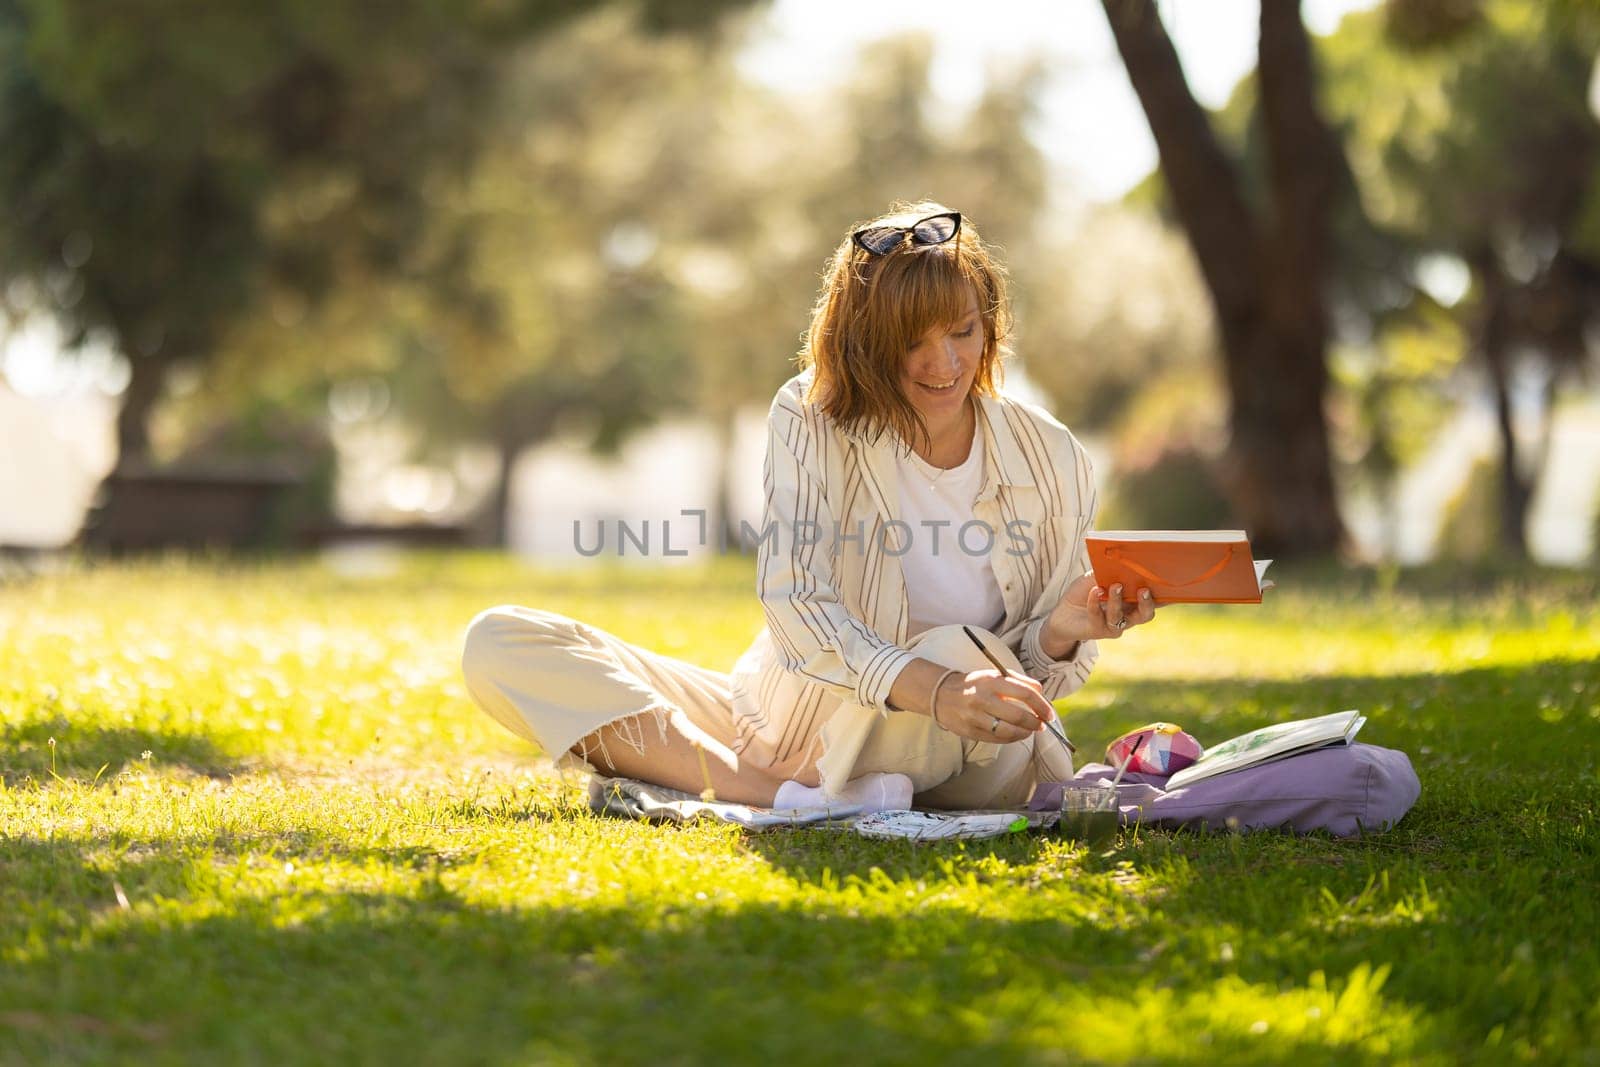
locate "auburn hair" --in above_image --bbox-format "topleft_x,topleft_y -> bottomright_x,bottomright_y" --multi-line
799,201 -> 1011,453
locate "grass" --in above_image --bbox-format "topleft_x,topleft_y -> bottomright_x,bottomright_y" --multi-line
1,553 -> 1596,1065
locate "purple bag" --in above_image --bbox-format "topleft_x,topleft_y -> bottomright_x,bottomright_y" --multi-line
1030,743 -> 1420,838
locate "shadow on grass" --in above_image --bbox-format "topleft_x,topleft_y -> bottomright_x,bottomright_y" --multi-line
1066,656 -> 1600,780
0,871 -> 1438,1066
0,719 -> 246,785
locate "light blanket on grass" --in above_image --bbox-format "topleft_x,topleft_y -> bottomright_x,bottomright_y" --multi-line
587,776 -> 1059,841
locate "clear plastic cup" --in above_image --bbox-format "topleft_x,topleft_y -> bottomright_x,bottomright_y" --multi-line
1058,782 -> 1120,844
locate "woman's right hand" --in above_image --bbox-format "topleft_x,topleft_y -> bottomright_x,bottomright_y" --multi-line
933,669 -> 1054,743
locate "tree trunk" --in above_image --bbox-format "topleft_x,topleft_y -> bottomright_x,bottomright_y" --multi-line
1100,0 -> 1346,557
479,397 -> 564,550
1473,251 -> 1531,557
1222,326 -> 1344,556
710,404 -> 742,554
114,355 -> 169,469
486,433 -> 521,550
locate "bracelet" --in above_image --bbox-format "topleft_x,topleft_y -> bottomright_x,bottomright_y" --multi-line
928,668 -> 960,731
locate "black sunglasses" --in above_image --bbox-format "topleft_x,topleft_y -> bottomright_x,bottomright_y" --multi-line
851,212 -> 962,256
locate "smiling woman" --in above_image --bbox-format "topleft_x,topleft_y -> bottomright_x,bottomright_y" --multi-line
806,204 -> 1006,464
462,201 -> 1160,812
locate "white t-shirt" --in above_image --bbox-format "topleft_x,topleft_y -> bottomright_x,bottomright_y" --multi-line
893,422 -> 1007,638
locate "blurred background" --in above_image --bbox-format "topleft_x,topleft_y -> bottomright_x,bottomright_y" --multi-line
2,0 -> 1597,567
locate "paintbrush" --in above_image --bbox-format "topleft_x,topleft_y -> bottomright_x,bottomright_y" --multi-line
961,625 -> 1076,754
1110,734 -> 1146,788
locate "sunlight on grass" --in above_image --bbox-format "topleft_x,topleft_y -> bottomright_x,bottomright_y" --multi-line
1,555 -> 1596,1064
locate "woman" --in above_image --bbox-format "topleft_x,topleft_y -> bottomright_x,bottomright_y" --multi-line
461,202 -> 1157,812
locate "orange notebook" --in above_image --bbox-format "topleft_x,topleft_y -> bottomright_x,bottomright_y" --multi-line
1085,530 -> 1272,604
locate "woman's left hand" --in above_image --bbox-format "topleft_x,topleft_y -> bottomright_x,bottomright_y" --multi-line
1042,573 -> 1158,650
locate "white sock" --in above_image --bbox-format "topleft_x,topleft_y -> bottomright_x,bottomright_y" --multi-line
773,772 -> 914,813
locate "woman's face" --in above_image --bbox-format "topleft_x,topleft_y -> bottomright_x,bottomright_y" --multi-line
898,290 -> 982,423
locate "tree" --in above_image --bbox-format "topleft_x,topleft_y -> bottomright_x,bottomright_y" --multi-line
1099,0 -> 1351,556
149,23 -> 1064,548
0,0 -> 751,479
1313,0 -> 1600,557
1394,2 -> 1595,557
433,28 -> 1062,547
377,9 -> 759,546
1179,15 -> 1464,561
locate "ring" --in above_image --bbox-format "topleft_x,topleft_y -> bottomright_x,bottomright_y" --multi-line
1114,618 -> 1129,630
989,716 -> 1000,734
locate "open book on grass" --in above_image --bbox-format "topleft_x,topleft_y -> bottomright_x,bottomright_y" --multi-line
1086,530 -> 1272,604
1164,709 -> 1367,790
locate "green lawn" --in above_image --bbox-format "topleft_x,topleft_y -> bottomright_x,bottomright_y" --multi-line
1,554 -> 1596,1065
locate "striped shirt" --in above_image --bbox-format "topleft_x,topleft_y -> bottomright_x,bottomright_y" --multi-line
728,370 -> 1100,781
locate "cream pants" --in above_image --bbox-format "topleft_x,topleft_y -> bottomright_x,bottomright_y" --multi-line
460,606 -> 1071,809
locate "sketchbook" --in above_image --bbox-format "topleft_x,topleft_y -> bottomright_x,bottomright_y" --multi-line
1085,530 -> 1272,604
1163,709 -> 1367,790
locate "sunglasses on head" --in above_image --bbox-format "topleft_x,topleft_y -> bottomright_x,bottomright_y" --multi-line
851,211 -> 962,256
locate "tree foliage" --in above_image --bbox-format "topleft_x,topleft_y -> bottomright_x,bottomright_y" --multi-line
194,23 -> 1065,545
0,0 -> 750,469
1320,0 -> 1600,555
